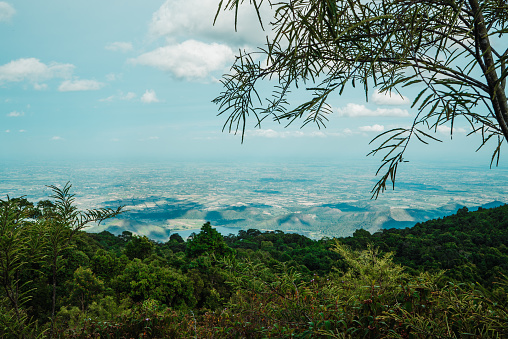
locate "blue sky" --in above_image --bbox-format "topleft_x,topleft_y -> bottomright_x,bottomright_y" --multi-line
0,0 -> 505,168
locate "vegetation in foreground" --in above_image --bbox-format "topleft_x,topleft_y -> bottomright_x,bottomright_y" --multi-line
1,185 -> 507,338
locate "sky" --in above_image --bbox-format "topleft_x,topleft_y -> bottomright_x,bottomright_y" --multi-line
0,0 -> 506,168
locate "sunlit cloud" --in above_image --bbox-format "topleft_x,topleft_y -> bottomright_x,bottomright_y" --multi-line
0,2 -> 15,22
149,0 -> 269,46
51,136 -> 63,141
131,40 -> 234,81
58,79 -> 105,92
337,103 -> 410,117
0,58 -> 74,85
141,89 -> 159,103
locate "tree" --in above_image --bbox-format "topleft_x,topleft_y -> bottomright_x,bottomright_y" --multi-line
67,266 -> 105,312
169,233 -> 184,243
111,259 -> 196,308
41,183 -> 123,338
186,222 -> 234,257
91,249 -> 125,282
124,235 -> 154,260
213,0 -> 508,197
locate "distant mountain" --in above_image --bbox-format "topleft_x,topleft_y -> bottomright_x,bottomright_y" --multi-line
475,200 -> 506,210
341,203 -> 508,287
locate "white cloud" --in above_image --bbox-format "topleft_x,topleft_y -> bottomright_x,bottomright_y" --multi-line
436,125 -> 467,135
337,103 -> 410,117
7,111 -> 23,117
149,0 -> 269,46
18,129 -> 26,132
58,79 -> 104,92
359,124 -> 385,132
100,91 -> 136,102
0,2 -> 15,22
105,42 -> 133,52
247,129 -> 327,138
372,89 -> 410,105
5,129 -> 10,133
131,40 -> 235,81
141,89 -> 159,103
51,136 -> 63,141
0,58 -> 74,84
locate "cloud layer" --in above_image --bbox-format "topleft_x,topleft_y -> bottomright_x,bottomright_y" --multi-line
359,124 -> 384,132
337,103 -> 410,118
58,79 -> 105,92
436,125 -> 467,135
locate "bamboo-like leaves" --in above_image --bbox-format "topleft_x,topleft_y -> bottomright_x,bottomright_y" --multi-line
214,0 -> 508,197
0,197 -> 41,337
46,182 -> 124,231
42,182 -> 124,338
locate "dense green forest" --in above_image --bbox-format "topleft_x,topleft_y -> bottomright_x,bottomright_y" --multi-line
1,185 -> 507,338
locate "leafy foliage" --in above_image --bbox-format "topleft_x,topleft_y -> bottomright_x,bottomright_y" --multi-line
0,197 -> 44,338
213,0 -> 508,197
124,235 -> 154,260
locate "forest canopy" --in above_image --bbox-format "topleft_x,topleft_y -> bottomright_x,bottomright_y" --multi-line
1,186 -> 507,337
